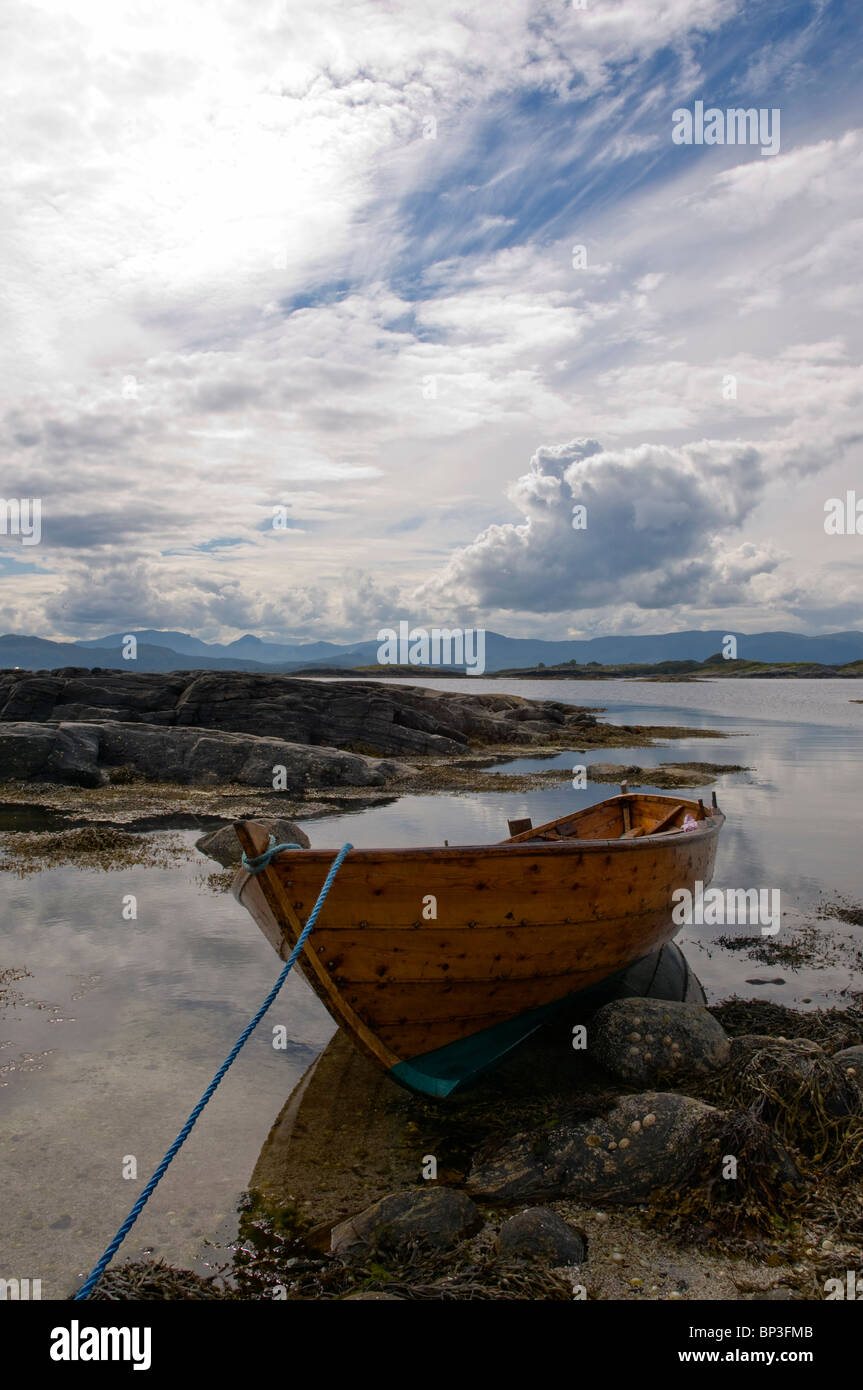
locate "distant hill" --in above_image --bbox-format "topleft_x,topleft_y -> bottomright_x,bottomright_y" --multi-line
252,628 -> 863,670
76,629 -> 362,665
0,635 -> 275,673
488,629 -> 863,667
1,627 -> 862,674
78,629 -> 219,657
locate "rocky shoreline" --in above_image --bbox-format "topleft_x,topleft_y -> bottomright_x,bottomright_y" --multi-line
89,996 -> 863,1301
0,669 -> 593,791
0,669 -> 734,806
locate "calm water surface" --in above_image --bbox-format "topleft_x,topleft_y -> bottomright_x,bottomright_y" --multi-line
1,678 -> 861,1295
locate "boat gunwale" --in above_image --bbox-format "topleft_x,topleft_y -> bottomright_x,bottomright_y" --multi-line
243,811 -> 725,866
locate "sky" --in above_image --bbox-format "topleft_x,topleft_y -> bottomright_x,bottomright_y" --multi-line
1,0 -> 861,644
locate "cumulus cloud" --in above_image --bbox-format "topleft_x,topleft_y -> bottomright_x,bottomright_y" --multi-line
415,436 -> 782,616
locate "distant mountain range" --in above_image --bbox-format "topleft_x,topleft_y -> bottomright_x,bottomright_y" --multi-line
3,627 -> 863,674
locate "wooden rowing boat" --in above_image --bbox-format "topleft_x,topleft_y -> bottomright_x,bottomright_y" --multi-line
232,791 -> 724,1097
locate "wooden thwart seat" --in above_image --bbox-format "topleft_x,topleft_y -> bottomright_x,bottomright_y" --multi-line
646,803 -> 686,835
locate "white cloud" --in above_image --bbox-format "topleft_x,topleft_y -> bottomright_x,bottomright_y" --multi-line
1,0 -> 861,642
415,436 -> 780,617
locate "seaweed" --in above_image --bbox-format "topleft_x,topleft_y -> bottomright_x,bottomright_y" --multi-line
709,1000 -> 863,1052
703,1041 -> 863,1175
88,1259 -> 233,1300
645,1106 -> 808,1241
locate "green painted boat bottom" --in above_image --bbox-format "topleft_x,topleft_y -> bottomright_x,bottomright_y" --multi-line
384,944 -> 695,1098
388,995 -> 569,1098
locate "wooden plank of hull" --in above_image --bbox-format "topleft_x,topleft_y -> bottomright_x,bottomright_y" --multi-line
342,953 -> 670,1028
300,918 -> 657,983
234,798 -> 723,1065
250,837 -> 718,931
338,915 -> 679,975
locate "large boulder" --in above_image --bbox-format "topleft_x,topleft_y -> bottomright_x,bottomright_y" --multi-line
467,1092 -> 720,1204
196,818 -> 311,866
330,1187 -> 483,1265
591,998 -> 730,1085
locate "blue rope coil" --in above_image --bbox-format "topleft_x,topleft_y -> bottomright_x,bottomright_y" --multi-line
73,840 -> 353,1300
241,837 -> 304,872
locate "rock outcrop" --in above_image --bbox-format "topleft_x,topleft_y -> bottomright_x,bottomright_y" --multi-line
0,669 -> 596,756
0,670 -> 598,788
0,720 -> 410,790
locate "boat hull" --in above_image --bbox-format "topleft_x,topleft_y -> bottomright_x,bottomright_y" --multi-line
233,793 -> 724,1096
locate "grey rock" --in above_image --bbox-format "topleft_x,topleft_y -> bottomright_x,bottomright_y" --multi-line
0,721 -> 56,778
195,818 -> 311,866
45,724 -> 106,788
467,1092 -> 720,1204
0,719 -> 412,791
330,1187 -> 483,1264
0,671 -> 596,788
496,1207 -> 586,1265
591,998 -> 730,1085
0,670 -> 595,759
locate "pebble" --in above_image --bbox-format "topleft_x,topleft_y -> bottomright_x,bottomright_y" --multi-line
642,1112 -> 657,1127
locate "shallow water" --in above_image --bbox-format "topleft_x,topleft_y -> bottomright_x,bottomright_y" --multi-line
1,677 -> 861,1296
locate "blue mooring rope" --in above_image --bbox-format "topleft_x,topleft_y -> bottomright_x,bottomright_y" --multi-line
73,840 -> 353,1300
241,838 -> 304,872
